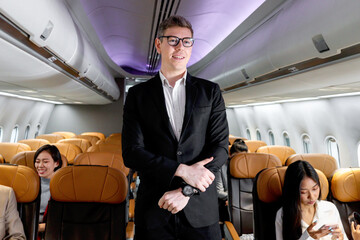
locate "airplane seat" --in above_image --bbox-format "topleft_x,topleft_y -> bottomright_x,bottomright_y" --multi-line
108,133 -> 121,138
10,150 -> 68,171
52,143 -> 82,165
330,168 -> 360,239
73,152 -> 129,177
228,152 -> 282,236
253,166 -> 329,240
286,153 -> 338,179
81,132 -> 106,141
18,139 -> 51,150
229,135 -> 247,145
36,134 -> 65,143
58,138 -> 92,153
0,142 -> 32,163
104,135 -> 122,145
73,134 -> 100,146
87,143 -> 121,154
44,165 -> 128,240
256,145 -> 296,165
0,164 -> 40,240
244,140 -> 267,153
51,131 -> 76,139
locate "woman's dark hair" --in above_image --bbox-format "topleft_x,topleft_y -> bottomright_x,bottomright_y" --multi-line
282,160 -> 321,239
230,139 -> 248,156
34,144 -> 62,172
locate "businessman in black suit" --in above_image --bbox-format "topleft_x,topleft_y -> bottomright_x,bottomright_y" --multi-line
122,15 -> 228,240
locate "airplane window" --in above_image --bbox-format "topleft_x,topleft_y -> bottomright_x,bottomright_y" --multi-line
10,126 -> 19,143
302,134 -> 311,153
283,132 -> 291,147
0,127 -> 3,142
34,124 -> 41,138
269,131 -> 275,145
326,137 -> 340,167
256,129 -> 262,141
24,125 -> 30,139
246,129 -> 251,140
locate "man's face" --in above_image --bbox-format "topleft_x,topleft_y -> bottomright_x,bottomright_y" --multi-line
155,26 -> 193,73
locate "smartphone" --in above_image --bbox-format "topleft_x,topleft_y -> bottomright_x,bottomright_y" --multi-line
348,212 -> 360,227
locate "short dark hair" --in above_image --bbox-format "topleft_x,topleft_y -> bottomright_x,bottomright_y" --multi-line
157,15 -> 193,38
282,160 -> 321,239
230,139 -> 248,155
34,144 -> 63,172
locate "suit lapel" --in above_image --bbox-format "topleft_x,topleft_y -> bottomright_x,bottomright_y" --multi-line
180,74 -> 198,142
149,74 -> 177,141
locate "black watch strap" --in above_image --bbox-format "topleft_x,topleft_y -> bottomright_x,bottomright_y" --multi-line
181,184 -> 199,197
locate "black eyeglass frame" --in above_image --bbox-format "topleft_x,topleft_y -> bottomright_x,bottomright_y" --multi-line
158,35 -> 194,47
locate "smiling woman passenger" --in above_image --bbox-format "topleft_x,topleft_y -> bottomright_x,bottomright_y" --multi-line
33,144 -> 62,235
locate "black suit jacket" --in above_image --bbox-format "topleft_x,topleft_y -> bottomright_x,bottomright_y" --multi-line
122,73 -> 228,229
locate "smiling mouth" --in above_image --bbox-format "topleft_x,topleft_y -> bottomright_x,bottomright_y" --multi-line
173,56 -> 185,60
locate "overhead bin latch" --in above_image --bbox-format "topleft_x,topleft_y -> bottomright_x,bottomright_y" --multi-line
40,20 -> 54,41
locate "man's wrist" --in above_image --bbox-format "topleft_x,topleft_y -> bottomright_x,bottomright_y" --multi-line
175,164 -> 186,178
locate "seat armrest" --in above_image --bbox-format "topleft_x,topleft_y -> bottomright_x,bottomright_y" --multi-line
224,221 -> 240,240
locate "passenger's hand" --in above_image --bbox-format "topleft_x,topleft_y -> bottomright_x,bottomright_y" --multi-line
175,157 -> 215,192
158,188 -> 190,214
328,225 -> 343,240
351,221 -> 360,240
307,221 -> 332,239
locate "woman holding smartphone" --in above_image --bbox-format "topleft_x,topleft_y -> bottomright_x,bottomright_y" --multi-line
275,160 -> 347,240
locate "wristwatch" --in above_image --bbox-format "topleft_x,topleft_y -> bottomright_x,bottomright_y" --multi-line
181,185 -> 198,197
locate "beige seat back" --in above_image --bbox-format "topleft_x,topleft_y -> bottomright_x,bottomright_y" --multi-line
74,152 -> 129,176
81,132 -> 105,141
228,153 -> 282,235
286,153 -> 338,179
331,168 -> 360,239
0,142 -> 32,163
244,140 -> 267,153
18,139 -> 50,150
52,131 -> 76,139
256,145 -> 296,165
36,134 -> 65,143
58,138 -> 92,153
87,143 -> 121,154
0,164 -> 40,240
73,135 -> 100,146
52,143 -> 82,164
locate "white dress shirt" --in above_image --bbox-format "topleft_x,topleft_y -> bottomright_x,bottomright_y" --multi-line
275,200 -> 348,240
160,71 -> 186,141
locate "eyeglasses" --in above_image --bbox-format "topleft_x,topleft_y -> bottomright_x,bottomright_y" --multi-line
158,36 -> 194,47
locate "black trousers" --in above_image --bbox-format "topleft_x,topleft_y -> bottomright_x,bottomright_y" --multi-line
134,212 -> 222,240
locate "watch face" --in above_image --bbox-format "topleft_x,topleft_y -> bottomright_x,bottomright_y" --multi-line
183,185 -> 194,196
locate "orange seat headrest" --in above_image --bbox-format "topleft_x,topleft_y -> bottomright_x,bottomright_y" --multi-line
229,153 -> 282,178
331,168 -> 360,202
257,166 -> 328,203
74,152 -> 129,176
0,164 -> 39,203
50,165 -> 128,204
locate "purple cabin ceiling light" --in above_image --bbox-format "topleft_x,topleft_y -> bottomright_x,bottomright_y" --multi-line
79,0 -> 265,75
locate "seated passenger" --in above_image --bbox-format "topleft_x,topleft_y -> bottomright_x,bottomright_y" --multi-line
216,139 -> 248,222
0,185 -> 26,240
34,144 -> 62,234
276,160 -> 347,240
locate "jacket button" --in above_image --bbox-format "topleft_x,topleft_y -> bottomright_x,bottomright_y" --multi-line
177,151 -> 182,156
